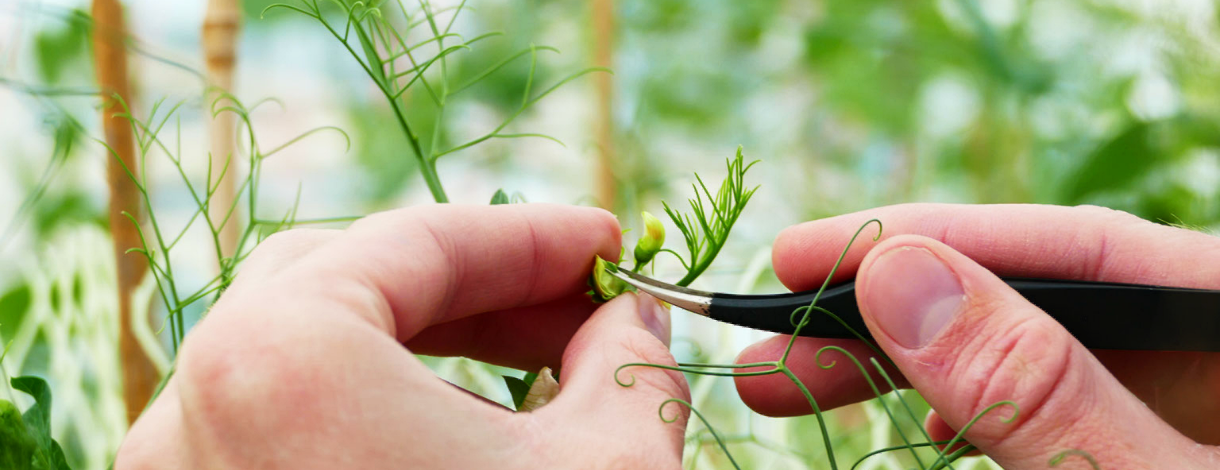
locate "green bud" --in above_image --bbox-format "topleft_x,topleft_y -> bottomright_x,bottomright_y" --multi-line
633,211 -> 666,268
589,255 -> 628,302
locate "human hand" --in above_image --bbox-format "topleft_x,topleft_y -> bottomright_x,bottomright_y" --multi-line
736,204 -> 1220,468
117,204 -> 688,469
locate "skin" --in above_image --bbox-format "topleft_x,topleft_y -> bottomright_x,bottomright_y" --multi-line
117,204 -> 688,469
118,202 -> 1220,469
736,203 -> 1220,468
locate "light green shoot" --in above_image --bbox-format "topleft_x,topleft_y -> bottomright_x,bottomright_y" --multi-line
661,146 -> 759,287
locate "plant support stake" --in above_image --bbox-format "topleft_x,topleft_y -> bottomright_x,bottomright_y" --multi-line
91,0 -> 159,425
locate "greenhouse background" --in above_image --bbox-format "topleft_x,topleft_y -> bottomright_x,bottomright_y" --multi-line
1,0 -> 1219,468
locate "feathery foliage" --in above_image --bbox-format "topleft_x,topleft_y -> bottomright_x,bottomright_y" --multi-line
263,0 -> 607,202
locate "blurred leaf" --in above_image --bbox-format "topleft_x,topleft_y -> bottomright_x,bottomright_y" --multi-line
348,103 -> 421,204
0,284 -> 30,342
8,377 -> 71,470
1063,122 -> 1159,203
32,12 -> 89,83
0,400 -> 36,470
1137,184 -> 1202,228
32,193 -> 104,236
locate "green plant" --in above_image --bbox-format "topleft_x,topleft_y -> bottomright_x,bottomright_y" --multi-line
104,94 -> 352,353
1,339 -> 70,470
590,147 -> 759,303
263,0 -> 607,203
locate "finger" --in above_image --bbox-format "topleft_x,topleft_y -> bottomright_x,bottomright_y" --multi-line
116,380 -> 187,469
734,336 -> 907,416
276,203 -> 620,348
541,293 -> 688,466
174,285 -> 514,468
225,228 -> 340,297
923,410 -> 978,457
403,293 -> 596,371
855,235 -> 1212,467
771,203 -> 1220,290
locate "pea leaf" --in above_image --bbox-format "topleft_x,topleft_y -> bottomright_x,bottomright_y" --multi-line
2,376 -> 71,470
0,399 -> 36,470
502,376 -> 531,410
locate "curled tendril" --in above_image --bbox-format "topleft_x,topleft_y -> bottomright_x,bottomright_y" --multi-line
659,399 -> 741,470
789,305 -> 811,328
1049,449 -> 1101,469
927,400 -> 1020,470
614,363 -> 638,387
814,345 -> 845,370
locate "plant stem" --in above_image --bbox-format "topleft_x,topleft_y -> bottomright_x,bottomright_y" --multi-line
203,0 -> 242,258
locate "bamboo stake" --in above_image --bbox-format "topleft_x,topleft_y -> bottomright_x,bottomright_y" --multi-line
592,0 -> 616,210
91,0 -> 158,425
203,0 -> 241,259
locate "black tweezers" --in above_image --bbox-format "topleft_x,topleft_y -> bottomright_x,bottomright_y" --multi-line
608,268 -> 1220,352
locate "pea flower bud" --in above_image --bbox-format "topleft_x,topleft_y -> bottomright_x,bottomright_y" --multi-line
590,255 -> 628,302
633,211 -> 666,268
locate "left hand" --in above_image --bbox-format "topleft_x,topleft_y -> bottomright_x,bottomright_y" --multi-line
116,204 -> 688,469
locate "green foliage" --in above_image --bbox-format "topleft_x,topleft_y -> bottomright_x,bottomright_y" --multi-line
662,147 -> 759,287
501,371 -> 537,411
31,10 -> 90,83
0,377 -> 71,470
0,285 -> 31,342
591,147 -> 758,303
264,0 -> 606,202
105,93 -> 351,353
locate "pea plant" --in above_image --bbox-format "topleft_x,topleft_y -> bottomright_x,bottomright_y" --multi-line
262,0 -> 607,203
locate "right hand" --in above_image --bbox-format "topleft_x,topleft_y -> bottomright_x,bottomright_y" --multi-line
736,204 -> 1220,468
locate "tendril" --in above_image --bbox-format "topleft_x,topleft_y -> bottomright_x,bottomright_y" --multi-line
659,399 -> 741,470
927,400 -> 1019,469
1048,449 -> 1101,469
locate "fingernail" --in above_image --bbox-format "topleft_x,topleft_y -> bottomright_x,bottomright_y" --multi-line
638,292 -> 672,347
863,246 -> 964,349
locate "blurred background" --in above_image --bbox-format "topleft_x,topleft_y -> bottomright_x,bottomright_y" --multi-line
1,0 -> 1219,468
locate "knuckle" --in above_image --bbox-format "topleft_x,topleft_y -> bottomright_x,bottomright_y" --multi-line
176,314 -> 313,441
946,311 -> 1088,448
253,228 -> 333,255
1071,204 -> 1143,225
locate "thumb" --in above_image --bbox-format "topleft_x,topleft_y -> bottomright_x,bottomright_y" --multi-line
855,235 -> 1212,469
540,293 -> 689,466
